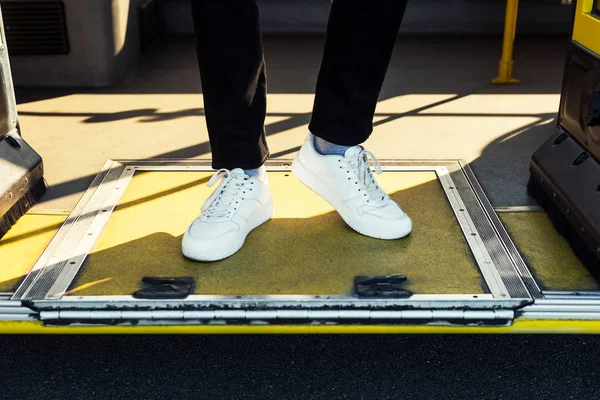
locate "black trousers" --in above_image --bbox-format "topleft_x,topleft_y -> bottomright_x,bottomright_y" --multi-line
191,0 -> 408,169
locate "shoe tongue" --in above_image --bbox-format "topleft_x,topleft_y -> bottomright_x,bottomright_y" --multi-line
344,145 -> 363,158
230,168 -> 246,177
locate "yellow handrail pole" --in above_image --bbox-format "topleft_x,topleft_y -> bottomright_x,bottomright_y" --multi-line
492,0 -> 520,84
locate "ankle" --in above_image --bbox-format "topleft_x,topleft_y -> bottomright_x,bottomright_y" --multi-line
244,165 -> 267,182
313,135 -> 352,156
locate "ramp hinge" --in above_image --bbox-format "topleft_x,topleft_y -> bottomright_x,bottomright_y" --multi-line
0,300 -> 38,320
39,309 -> 515,323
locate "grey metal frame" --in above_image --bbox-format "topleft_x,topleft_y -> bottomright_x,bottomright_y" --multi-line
9,158 -> 544,324
519,298 -> 600,320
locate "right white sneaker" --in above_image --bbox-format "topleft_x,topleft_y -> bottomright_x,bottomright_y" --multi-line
292,133 -> 412,240
182,168 -> 274,262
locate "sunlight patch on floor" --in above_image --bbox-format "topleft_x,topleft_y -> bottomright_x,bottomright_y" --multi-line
420,94 -> 560,115
0,214 -> 66,291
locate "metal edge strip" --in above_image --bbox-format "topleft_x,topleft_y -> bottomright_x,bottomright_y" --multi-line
460,162 -> 542,298
44,166 -> 136,299
12,160 -> 119,299
58,293 -> 494,302
112,159 -> 465,168
123,162 -> 454,172
542,290 -> 600,299
520,299 -> 600,320
13,162 -> 133,300
437,164 -> 511,298
32,295 -> 527,311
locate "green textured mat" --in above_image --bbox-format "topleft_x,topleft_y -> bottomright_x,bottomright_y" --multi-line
68,171 -> 486,296
499,212 -> 600,291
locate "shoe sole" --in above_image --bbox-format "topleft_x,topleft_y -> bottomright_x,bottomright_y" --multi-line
182,199 -> 275,262
292,155 -> 411,240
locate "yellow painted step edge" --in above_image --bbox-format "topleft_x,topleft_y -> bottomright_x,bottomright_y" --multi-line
2,320 -> 600,334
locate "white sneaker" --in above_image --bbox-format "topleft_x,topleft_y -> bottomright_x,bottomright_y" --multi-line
292,133 -> 412,239
182,168 -> 274,262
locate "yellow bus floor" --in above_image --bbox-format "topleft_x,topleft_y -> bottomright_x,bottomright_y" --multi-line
0,213 -> 66,292
499,211 -> 599,292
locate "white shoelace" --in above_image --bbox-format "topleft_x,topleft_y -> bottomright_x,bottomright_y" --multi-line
345,148 -> 388,206
201,169 -> 253,220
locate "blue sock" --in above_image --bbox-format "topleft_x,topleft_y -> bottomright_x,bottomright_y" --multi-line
314,136 -> 352,156
243,165 -> 266,181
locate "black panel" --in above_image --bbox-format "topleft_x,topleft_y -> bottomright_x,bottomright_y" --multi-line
0,134 -> 45,240
559,42 -> 600,161
529,38 -> 600,273
0,1 -> 69,55
529,129 -> 600,271
594,0 -> 600,16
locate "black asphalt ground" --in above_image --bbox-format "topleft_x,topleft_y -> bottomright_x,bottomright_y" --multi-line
1,334 -> 599,399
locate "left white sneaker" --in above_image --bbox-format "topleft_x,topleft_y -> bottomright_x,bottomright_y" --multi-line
292,133 -> 412,240
182,168 -> 274,262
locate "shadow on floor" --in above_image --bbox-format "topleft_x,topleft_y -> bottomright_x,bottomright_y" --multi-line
14,35 -> 568,206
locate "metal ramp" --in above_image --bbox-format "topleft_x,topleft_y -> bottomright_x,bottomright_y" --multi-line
1,159 -> 551,328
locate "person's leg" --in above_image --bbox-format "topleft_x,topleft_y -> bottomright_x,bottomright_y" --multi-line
293,0 -> 412,240
309,0 -> 408,147
191,0 -> 269,171
184,0 -> 273,262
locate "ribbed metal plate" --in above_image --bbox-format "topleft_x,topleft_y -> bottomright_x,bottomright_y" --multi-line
450,165 -> 531,299
13,161 -> 127,300
461,163 -> 542,298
